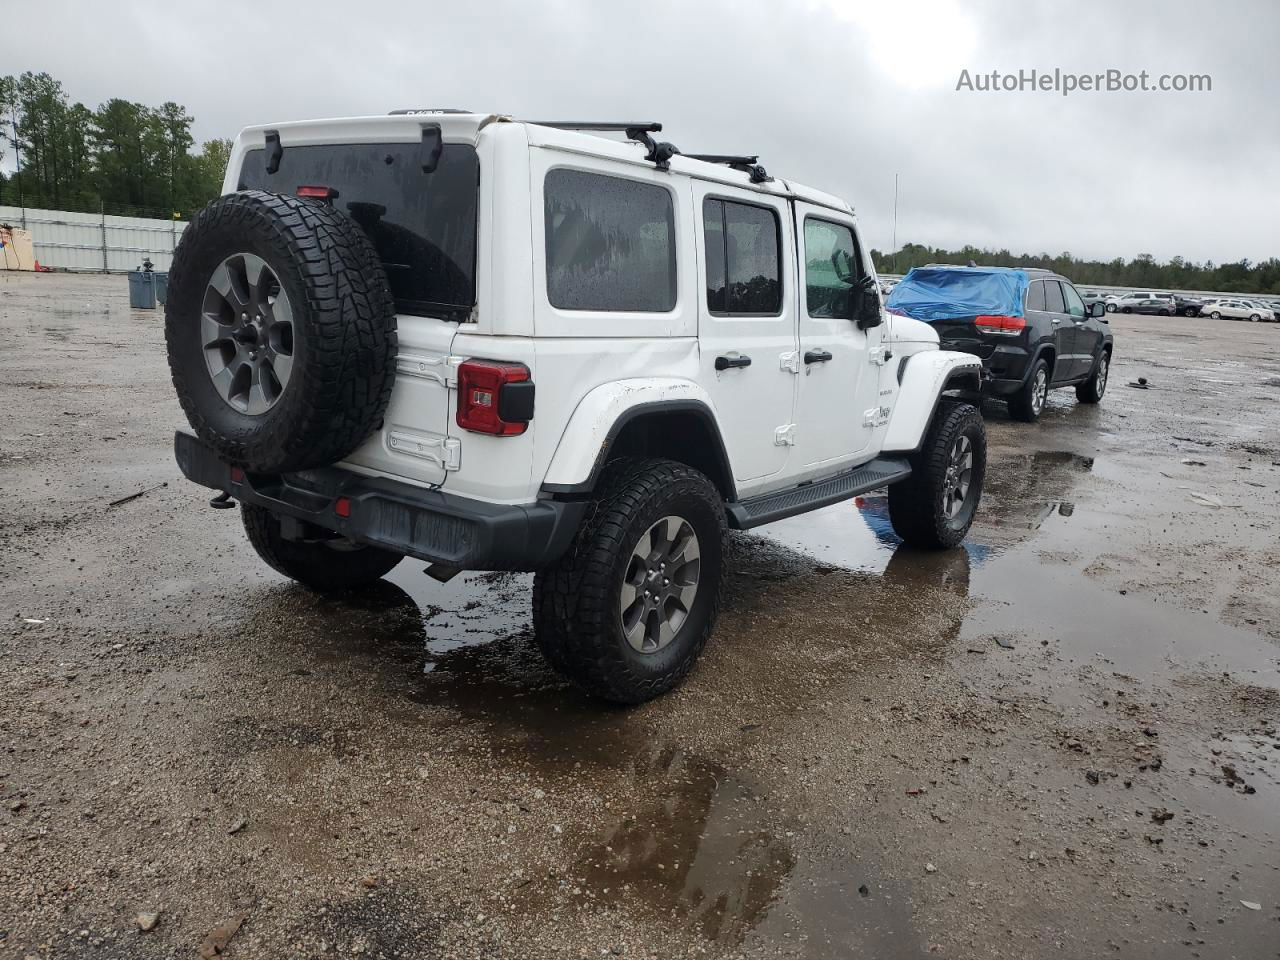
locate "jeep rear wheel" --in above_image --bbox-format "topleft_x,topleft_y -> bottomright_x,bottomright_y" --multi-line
887,402 -> 986,549
532,459 -> 725,704
165,190 -> 397,473
241,504 -> 403,592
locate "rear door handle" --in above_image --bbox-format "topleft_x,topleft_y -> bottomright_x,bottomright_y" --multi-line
804,350 -> 833,364
715,354 -> 752,371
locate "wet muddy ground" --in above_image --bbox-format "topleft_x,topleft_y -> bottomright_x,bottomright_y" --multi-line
1,272 -> 1278,959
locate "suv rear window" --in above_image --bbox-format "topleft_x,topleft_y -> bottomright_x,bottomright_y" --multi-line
237,142 -> 479,321
544,170 -> 676,313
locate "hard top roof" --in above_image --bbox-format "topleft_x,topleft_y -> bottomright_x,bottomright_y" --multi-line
234,112 -> 854,216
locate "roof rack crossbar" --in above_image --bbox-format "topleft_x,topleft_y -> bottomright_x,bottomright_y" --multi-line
531,121 -> 662,133
686,153 -> 774,185
529,121 -> 679,172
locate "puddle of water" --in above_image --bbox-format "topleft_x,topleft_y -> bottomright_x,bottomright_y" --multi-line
574,755 -> 796,946
387,566 -> 531,665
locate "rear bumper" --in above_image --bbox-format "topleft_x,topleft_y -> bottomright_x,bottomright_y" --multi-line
939,339 -> 1033,394
174,430 -> 585,572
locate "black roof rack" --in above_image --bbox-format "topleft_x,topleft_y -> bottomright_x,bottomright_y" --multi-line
530,121 -> 662,133
530,121 -> 679,171
685,153 -> 774,185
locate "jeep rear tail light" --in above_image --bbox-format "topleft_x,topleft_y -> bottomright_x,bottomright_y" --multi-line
456,360 -> 534,436
974,315 -> 1026,335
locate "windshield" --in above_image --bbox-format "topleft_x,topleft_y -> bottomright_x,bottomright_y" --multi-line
237,141 -> 479,320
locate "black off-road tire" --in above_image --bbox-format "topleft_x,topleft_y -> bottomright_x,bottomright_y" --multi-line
887,402 -> 986,549
241,504 -> 403,592
165,190 -> 397,473
533,459 -> 726,704
1076,349 -> 1110,403
1008,358 -> 1049,422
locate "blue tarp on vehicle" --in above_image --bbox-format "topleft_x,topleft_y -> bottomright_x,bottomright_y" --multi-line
885,266 -> 1029,322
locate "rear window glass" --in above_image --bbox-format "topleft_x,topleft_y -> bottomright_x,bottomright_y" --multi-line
703,198 -> 781,315
544,169 -> 676,313
1026,281 -> 1047,311
238,142 -> 479,320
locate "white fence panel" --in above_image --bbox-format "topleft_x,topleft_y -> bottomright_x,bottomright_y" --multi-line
0,206 -> 188,272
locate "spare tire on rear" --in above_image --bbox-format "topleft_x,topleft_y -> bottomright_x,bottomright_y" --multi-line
165,190 -> 397,473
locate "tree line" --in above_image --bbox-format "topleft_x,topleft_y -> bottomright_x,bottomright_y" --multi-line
871,243 -> 1280,295
0,71 -> 230,220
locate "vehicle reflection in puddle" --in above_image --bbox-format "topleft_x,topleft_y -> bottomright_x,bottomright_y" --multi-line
574,754 -> 796,946
386,567 -> 532,669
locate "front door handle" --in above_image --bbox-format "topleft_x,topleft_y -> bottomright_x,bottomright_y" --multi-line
804,349 -> 833,364
715,354 -> 752,371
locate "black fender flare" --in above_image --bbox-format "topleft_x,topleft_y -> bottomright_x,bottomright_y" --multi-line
540,400 -> 737,500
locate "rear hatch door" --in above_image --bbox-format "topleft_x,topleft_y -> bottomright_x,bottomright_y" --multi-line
236,135 -> 479,487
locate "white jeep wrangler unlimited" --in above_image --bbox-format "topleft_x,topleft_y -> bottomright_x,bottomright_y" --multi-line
166,112 -> 985,703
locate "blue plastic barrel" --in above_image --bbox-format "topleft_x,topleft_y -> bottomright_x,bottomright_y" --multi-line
128,270 -> 156,309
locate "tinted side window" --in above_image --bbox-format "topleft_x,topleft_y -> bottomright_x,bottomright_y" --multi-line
1026,280 -> 1047,312
703,200 -> 727,313
1062,283 -> 1086,317
703,198 -> 781,315
544,170 -> 676,312
1044,280 -> 1067,313
804,218 -> 860,319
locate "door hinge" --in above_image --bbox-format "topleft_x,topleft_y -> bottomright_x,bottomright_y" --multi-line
870,344 -> 893,365
388,431 -> 462,470
774,424 -> 797,446
779,351 -> 800,374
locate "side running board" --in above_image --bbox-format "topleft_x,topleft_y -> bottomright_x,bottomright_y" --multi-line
726,456 -> 912,530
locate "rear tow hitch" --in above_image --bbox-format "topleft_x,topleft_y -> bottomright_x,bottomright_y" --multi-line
209,491 -> 236,510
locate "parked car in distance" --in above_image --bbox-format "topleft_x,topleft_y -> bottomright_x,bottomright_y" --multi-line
1201,299 -> 1276,322
1081,290 -> 1109,310
1106,291 -> 1162,312
1173,295 -> 1207,317
885,266 -> 1113,423
1117,296 -> 1175,316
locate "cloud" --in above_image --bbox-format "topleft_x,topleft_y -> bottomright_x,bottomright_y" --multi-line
2,0 -> 1276,263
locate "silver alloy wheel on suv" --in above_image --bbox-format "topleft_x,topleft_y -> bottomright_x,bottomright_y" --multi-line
620,515 -> 701,653
1030,367 -> 1049,415
1095,354 -> 1109,396
941,434 -> 974,520
201,253 -> 295,415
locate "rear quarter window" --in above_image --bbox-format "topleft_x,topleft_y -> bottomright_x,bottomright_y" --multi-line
543,169 -> 677,313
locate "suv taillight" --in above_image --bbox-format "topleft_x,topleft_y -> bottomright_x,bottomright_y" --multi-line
456,360 -> 534,436
974,315 -> 1026,335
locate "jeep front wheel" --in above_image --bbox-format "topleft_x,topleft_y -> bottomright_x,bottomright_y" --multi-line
887,402 -> 986,549
532,459 -> 725,704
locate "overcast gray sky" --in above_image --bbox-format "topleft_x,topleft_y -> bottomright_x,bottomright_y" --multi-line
3,0 -> 1276,264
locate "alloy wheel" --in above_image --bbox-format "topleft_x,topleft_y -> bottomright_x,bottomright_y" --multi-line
1031,368 -> 1048,415
941,434 -> 975,521
201,253 -> 294,415
619,515 -> 701,653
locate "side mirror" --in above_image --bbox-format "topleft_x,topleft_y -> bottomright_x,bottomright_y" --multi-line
1090,302 -> 1106,318
855,275 -> 883,329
